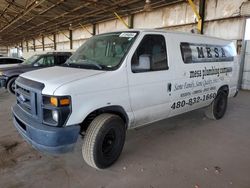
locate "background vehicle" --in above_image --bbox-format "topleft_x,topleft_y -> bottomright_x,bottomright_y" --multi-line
0,57 -> 24,68
0,52 -> 72,94
12,30 -> 239,170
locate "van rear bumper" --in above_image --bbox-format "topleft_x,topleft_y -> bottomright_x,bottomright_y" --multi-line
12,104 -> 80,154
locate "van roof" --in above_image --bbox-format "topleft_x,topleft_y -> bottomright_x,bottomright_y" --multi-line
101,29 -> 231,42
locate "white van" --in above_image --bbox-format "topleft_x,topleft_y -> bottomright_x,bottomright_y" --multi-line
12,29 -> 239,169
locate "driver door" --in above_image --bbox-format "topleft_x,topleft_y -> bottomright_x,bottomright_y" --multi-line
127,34 -> 173,127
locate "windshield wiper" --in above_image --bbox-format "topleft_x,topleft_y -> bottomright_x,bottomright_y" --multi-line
82,62 -> 103,70
62,59 -> 110,70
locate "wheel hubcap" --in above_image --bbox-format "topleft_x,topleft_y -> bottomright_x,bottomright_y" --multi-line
215,96 -> 226,117
11,82 -> 16,92
102,129 -> 116,155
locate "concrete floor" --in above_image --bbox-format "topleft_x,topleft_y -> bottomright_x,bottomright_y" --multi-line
0,89 -> 250,188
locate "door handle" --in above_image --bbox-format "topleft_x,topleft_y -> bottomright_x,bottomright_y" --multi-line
167,83 -> 172,92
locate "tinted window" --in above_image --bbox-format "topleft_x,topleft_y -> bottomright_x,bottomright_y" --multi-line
57,55 -> 70,65
180,42 -> 236,64
0,59 -> 7,64
132,35 -> 168,73
0,58 -> 22,64
9,59 -> 22,64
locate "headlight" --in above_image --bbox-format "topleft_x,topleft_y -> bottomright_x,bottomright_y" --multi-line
0,72 -> 3,76
52,110 -> 59,122
42,95 -> 71,127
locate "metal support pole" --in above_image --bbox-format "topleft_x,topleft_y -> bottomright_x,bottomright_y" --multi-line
114,12 -> 130,29
26,40 -> 29,52
42,35 -> 45,51
79,23 -> 93,35
199,0 -> 205,34
69,30 -> 73,50
20,41 -> 23,53
33,39 -> 36,51
238,41 -> 247,90
53,34 -> 56,50
93,23 -> 96,36
187,0 -> 202,33
128,14 -> 134,29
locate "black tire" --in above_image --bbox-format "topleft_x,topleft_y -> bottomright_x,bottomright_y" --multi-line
82,113 -> 126,169
205,90 -> 228,120
7,77 -> 17,94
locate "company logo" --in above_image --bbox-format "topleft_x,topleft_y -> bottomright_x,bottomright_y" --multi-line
19,94 -> 26,103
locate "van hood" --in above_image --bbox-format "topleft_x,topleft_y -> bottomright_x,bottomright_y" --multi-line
20,66 -> 105,94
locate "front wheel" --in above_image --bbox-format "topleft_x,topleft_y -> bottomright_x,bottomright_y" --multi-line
82,113 -> 126,169
7,77 -> 17,94
205,90 -> 228,120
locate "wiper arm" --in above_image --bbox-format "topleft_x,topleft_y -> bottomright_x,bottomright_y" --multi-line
83,62 -> 102,70
76,59 -> 103,70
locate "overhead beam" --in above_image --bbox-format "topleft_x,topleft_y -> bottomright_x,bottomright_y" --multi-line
79,23 -> 93,35
1,0 -> 186,45
9,0 -> 66,34
114,12 -> 130,29
0,0 -> 46,33
187,0 -> 202,33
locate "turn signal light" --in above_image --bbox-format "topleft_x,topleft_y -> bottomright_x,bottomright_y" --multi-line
60,98 -> 70,106
50,97 -> 70,106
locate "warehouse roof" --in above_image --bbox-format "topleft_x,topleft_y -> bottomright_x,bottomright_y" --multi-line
0,0 -> 183,46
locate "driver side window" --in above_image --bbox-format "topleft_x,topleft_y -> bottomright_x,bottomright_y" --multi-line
131,34 -> 168,73
36,56 -> 55,66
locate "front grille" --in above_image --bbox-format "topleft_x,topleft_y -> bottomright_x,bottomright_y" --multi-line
15,77 -> 44,121
16,83 -> 37,116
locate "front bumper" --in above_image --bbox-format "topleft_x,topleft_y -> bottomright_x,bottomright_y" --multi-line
12,104 -> 80,154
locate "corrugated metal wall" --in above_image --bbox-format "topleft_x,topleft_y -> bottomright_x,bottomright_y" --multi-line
0,46 -> 8,56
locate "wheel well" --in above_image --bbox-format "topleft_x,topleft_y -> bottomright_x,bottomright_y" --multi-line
80,106 -> 129,133
5,76 -> 17,89
218,85 -> 229,96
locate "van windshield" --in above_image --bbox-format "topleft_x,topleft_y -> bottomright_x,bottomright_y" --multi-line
65,32 -> 138,70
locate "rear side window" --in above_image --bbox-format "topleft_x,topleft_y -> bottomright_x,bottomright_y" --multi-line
0,58 -> 22,64
57,55 -> 70,65
36,56 -> 55,66
9,59 -> 22,64
132,34 -> 168,73
180,42 -> 236,64
0,59 -> 7,64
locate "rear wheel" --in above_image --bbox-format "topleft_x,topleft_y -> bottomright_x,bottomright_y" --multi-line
82,113 -> 126,169
7,77 -> 17,94
205,90 -> 228,120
